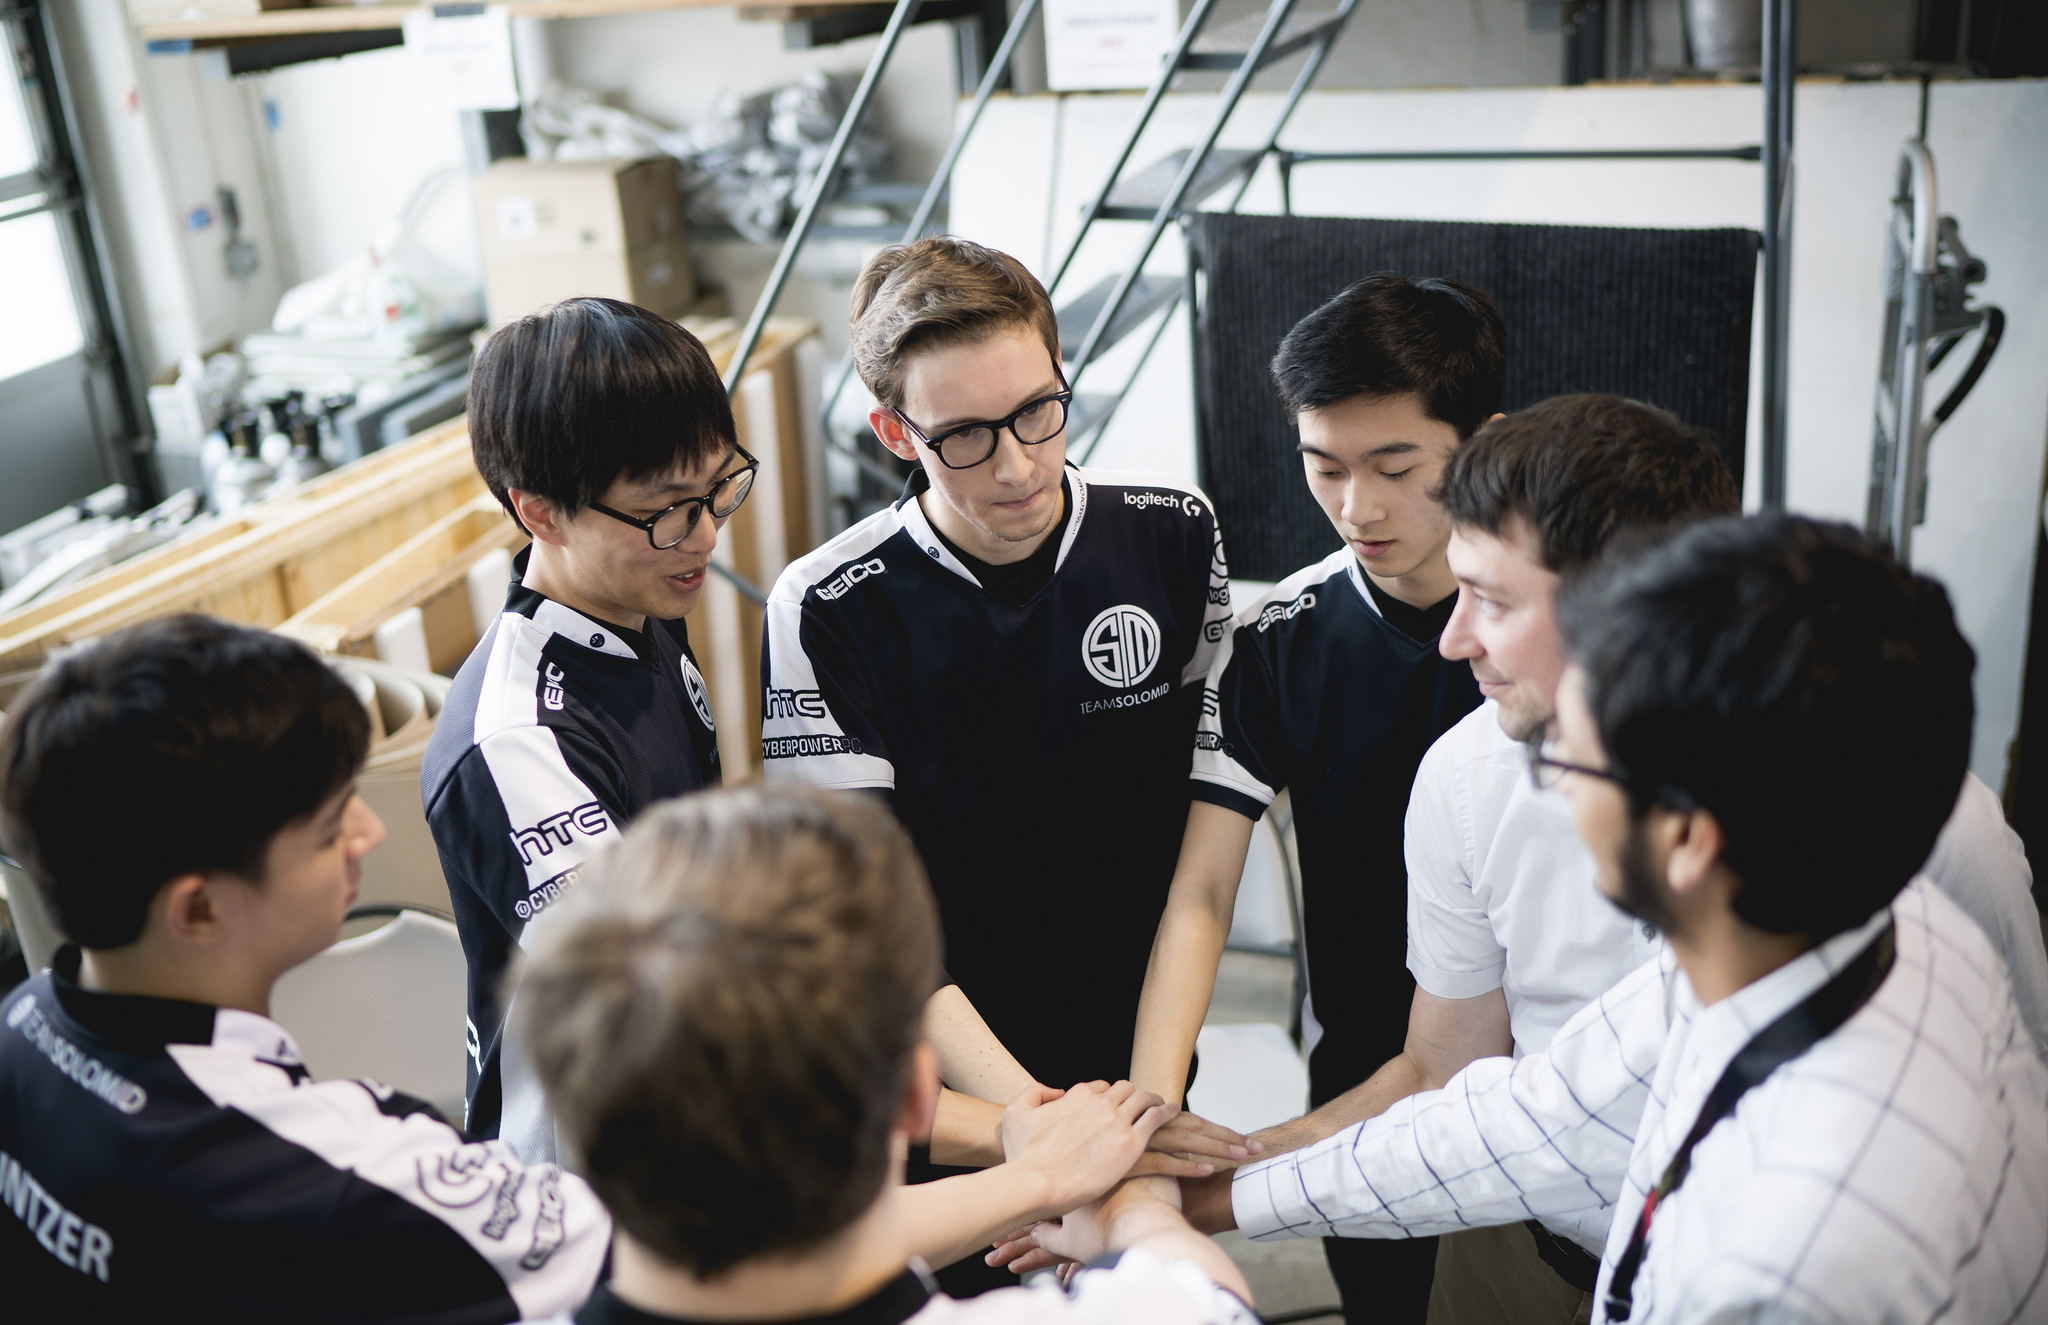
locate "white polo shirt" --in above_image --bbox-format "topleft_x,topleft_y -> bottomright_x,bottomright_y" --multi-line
1404,701 -> 2048,1063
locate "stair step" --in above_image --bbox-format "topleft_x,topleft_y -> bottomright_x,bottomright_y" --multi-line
1180,9 -> 1345,72
1100,147 -> 1261,220
1057,274 -> 1181,363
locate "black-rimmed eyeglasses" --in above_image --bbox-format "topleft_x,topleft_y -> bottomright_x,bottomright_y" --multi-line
588,447 -> 760,549
1524,733 -> 1628,792
894,386 -> 1073,470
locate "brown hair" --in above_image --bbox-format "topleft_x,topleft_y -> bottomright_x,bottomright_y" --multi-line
848,236 -> 1062,410
1436,393 -> 1739,575
515,786 -> 943,1276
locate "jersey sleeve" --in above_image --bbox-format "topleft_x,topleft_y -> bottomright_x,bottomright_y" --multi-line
1403,736 -> 1508,1000
167,1040 -> 608,1321
1182,496 -> 1233,689
1189,615 -> 1283,820
426,726 -> 629,944
759,592 -> 896,789
1230,953 -> 1668,1245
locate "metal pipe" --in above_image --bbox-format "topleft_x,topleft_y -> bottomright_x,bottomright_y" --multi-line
1068,0 -> 1303,385
1889,141 -> 1937,566
709,559 -> 770,607
1045,0 -> 1227,297
724,0 -> 924,393
1074,279 -> 1185,466
1223,0 -> 1360,213
1279,146 -> 1761,163
1759,0 -> 1795,510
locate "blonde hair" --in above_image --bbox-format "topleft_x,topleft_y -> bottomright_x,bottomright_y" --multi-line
849,236 -> 1062,410
516,785 -> 942,1275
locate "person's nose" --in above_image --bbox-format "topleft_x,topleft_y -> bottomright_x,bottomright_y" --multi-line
1340,476 -> 1385,531
988,428 -> 1037,486
348,796 -> 388,859
1439,591 -> 1480,662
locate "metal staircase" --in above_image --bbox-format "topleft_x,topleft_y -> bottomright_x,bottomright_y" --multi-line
718,0 -> 1360,532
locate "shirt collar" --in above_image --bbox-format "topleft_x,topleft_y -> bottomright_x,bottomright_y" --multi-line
896,465 -> 1085,589
505,546 -> 653,663
1343,555 -> 1381,617
47,945 -> 302,1065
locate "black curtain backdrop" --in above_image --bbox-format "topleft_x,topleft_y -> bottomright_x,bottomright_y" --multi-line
1188,213 -> 1759,582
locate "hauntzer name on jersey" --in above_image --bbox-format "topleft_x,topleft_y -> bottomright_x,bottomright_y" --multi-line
2,1145 -> 115,1282
1122,490 -> 1206,519
1255,591 -> 1315,631
816,558 -> 885,601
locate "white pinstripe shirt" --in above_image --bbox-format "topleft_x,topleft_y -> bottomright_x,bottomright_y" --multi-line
1233,881 -> 2048,1323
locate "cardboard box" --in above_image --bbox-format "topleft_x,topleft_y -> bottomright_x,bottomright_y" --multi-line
471,156 -> 684,259
483,234 -> 696,327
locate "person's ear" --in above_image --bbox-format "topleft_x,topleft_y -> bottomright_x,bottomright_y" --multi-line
155,874 -> 227,946
870,408 -> 921,465
1661,806 -> 1727,901
508,489 -> 572,547
894,1041 -> 943,1146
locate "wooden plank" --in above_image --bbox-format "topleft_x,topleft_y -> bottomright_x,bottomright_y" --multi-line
0,440 -> 482,668
275,496 -> 518,655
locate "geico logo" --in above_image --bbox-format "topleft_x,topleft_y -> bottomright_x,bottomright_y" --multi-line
1256,591 -> 1316,632
512,867 -> 583,920
541,661 -> 566,711
1082,603 -> 1162,688
765,687 -> 828,719
817,558 -> 886,600
509,801 -> 612,866
1204,620 -> 1227,642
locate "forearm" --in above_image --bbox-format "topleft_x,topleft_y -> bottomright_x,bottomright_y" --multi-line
900,1164 -> 1060,1269
1102,1190 -> 1254,1305
929,1089 -> 1006,1168
1129,902 -> 1232,1107
1251,1050 -> 1435,1159
926,984 -> 1036,1101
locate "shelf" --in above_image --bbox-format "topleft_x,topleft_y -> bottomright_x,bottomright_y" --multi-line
139,0 -> 878,46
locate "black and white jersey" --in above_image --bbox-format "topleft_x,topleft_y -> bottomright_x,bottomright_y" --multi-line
1191,548 -> 1480,1101
761,466 -> 1231,1090
0,951 -> 608,1321
424,550 -> 719,1161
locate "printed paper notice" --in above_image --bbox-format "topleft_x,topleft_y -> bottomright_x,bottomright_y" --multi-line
1043,0 -> 1182,91
401,7 -> 520,112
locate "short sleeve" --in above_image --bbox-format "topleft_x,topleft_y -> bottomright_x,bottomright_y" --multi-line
1190,617 -> 1283,819
1403,735 -> 1508,1000
759,592 -> 896,789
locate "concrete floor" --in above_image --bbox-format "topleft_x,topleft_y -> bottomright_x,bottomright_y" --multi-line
1200,949 -> 1344,1321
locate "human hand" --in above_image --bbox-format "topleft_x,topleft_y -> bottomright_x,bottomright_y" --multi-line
1125,1109 -> 1259,1178
986,1177 -> 1186,1275
999,1081 -> 1173,1217
1177,1166 -> 1238,1234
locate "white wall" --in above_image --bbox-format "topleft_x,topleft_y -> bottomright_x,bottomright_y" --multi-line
950,81 -> 2048,792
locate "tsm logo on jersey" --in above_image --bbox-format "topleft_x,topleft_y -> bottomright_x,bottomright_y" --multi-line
680,656 -> 716,729
1082,604 -> 1161,688
541,662 -> 566,711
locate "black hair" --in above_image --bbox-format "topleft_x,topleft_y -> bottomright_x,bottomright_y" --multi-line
1437,393 -> 1738,575
0,615 -> 371,949
1556,514 -> 1975,939
468,297 -> 737,524
1269,274 -> 1506,438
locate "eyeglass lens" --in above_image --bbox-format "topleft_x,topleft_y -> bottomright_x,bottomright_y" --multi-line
650,467 -> 756,547
936,395 -> 1069,469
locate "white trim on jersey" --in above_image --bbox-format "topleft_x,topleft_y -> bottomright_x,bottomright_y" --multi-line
168,1015 -> 610,1320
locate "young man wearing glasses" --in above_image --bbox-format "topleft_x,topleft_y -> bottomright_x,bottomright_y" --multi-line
761,238 -> 1245,1290
425,297 -> 749,1163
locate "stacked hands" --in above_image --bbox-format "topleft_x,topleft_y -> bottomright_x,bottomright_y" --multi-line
980,1080 -> 1256,1278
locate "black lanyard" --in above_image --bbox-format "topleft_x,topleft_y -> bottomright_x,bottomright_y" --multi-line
1604,919 -> 1897,1321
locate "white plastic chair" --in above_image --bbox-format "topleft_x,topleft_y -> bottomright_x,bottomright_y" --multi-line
269,905 -> 469,1123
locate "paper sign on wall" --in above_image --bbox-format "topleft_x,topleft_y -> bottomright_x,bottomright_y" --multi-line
401,7 -> 520,111
1042,0 -> 1183,91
